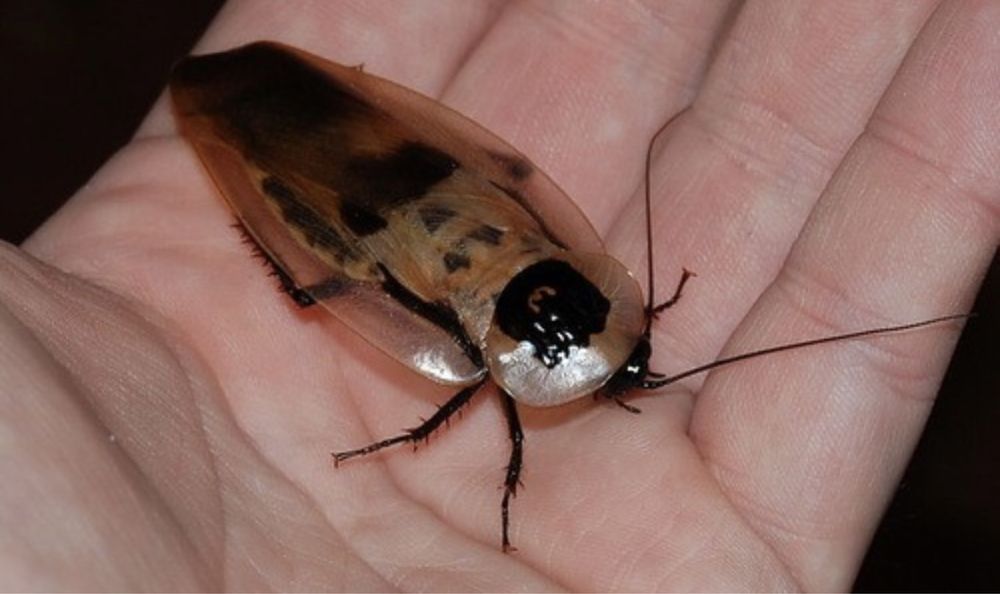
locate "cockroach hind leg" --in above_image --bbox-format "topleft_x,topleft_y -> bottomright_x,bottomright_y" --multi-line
331,379 -> 486,466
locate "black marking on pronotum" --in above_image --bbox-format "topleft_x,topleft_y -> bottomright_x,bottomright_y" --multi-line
443,251 -> 472,273
377,264 -> 484,368
488,181 -> 568,250
488,150 -> 533,181
467,224 -> 504,245
418,205 -> 458,234
339,202 -> 387,236
261,176 -> 355,260
495,259 -> 611,368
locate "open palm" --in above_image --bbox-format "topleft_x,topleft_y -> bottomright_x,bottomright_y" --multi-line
3,2 -> 998,590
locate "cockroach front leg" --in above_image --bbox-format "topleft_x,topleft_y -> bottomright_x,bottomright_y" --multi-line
649,268 -> 695,317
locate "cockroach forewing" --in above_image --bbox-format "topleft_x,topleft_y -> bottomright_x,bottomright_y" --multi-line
169,41 -> 602,385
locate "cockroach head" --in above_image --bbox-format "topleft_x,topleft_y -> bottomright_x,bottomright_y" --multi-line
597,335 -> 653,398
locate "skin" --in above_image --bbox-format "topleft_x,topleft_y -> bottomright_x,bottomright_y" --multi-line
1,0 -> 997,590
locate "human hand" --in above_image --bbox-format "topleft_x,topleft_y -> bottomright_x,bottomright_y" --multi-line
4,2 -> 997,590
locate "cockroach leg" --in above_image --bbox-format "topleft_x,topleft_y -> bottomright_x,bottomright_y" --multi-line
612,397 -> 642,414
231,220 -> 318,307
649,268 -> 695,317
499,390 -> 524,552
284,284 -> 318,308
332,379 -> 486,466
267,263 -> 316,307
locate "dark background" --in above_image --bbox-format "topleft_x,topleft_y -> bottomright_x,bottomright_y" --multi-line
1,2 -> 996,590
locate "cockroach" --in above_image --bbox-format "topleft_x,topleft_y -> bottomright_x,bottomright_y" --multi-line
168,41 -> 965,552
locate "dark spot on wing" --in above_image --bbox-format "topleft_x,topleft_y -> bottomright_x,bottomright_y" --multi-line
265,259 -> 316,307
489,181 -> 567,249
303,278 -> 346,300
287,287 -> 317,307
418,205 -> 457,234
378,264 -> 483,368
344,142 -> 458,207
443,252 -> 471,273
467,224 -> 504,245
340,202 -> 387,236
171,43 -> 458,212
171,42 -> 374,162
489,151 -> 532,180
261,176 -> 353,259
260,175 -> 297,202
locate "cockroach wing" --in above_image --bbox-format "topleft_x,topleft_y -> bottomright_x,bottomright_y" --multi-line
169,41 -> 602,385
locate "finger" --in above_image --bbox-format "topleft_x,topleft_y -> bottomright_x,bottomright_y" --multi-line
608,0 -> 939,379
442,0 -> 735,230
691,2 -> 1000,590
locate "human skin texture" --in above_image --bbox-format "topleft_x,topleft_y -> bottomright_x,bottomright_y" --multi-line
2,1 -> 998,590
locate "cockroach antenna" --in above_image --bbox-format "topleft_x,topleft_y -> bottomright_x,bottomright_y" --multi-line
636,111 -> 970,392
642,314 -> 971,391
643,110 -> 694,337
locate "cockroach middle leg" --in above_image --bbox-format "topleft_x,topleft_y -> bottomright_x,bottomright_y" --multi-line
498,391 -> 524,552
332,379 -> 487,465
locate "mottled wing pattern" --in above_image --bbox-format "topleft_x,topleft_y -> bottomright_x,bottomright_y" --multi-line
169,41 -> 602,385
